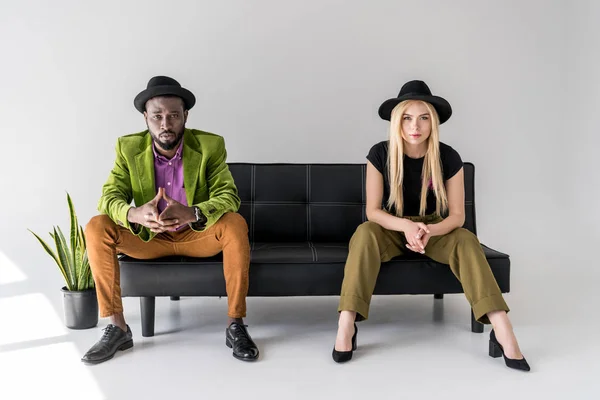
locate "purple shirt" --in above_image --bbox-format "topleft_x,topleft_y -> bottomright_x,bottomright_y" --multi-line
153,140 -> 188,216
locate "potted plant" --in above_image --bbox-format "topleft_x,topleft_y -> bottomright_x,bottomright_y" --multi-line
29,193 -> 98,329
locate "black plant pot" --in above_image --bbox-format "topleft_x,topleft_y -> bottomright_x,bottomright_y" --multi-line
61,287 -> 99,329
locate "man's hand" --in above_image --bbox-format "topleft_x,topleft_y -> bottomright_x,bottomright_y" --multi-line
127,188 -> 180,233
158,192 -> 196,231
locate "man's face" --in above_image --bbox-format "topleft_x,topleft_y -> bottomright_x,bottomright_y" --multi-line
144,96 -> 188,151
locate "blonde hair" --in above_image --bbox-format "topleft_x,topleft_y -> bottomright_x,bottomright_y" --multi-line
386,100 -> 448,217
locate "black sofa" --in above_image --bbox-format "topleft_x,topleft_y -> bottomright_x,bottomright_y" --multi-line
120,162 -> 510,337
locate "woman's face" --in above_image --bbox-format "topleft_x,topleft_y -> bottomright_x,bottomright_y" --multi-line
400,101 -> 432,146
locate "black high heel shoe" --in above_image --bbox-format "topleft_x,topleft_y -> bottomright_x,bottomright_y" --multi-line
489,329 -> 530,371
332,323 -> 358,363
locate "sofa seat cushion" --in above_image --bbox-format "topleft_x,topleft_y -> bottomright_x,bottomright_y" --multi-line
119,242 -> 510,297
120,242 -> 508,265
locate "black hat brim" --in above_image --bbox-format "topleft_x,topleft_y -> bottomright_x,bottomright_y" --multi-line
134,86 -> 196,113
378,94 -> 452,124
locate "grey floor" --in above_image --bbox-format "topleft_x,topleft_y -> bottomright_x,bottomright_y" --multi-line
1,272 -> 599,400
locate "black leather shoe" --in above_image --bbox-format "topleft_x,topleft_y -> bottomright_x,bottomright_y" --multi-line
226,323 -> 259,361
332,323 -> 358,363
489,329 -> 530,371
81,324 -> 133,365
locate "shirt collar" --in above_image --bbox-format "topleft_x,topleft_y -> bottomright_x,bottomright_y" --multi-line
152,138 -> 184,161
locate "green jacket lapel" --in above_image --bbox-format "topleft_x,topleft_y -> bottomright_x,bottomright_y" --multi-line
183,130 -> 202,206
134,134 -> 156,205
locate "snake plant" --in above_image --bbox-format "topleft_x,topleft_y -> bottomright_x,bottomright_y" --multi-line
29,193 -> 95,291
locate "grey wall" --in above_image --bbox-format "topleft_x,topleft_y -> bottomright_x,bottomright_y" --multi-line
0,0 -> 594,313
568,1 -> 600,236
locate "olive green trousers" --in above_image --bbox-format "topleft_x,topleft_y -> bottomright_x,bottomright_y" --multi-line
338,215 -> 509,324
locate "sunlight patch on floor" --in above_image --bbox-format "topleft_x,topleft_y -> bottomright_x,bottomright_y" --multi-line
0,293 -> 67,346
0,342 -> 104,399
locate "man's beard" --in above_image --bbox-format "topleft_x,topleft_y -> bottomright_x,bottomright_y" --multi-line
150,127 -> 185,151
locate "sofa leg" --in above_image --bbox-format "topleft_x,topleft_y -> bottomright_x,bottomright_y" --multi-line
140,296 -> 156,337
471,309 -> 484,333
434,294 -> 444,299
170,296 -> 180,301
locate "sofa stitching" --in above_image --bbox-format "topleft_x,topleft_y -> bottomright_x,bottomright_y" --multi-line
251,165 -> 256,245
306,164 -> 310,242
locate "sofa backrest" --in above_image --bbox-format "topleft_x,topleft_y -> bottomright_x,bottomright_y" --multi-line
228,162 -> 476,243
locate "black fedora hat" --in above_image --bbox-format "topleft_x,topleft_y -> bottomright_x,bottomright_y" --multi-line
134,76 -> 196,113
378,80 -> 452,124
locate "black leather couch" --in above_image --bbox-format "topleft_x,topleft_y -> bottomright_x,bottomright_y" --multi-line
120,162 -> 510,337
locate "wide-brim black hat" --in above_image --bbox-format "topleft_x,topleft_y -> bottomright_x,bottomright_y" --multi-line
378,80 -> 452,124
134,76 -> 196,113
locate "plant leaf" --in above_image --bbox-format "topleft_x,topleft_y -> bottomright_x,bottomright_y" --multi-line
67,193 -> 78,284
73,231 -> 83,290
29,229 -> 70,287
80,224 -> 87,249
55,227 -> 74,290
75,242 -> 83,290
82,250 -> 94,290
76,225 -> 87,290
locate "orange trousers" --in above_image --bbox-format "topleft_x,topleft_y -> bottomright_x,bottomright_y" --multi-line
85,213 -> 250,318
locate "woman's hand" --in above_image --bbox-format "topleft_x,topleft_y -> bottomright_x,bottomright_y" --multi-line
406,226 -> 431,253
402,220 -> 429,254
